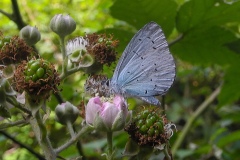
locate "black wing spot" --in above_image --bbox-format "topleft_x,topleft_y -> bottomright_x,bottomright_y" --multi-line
127,71 -> 130,73
133,50 -> 136,53
154,63 -> 157,66
152,40 -> 154,44
153,46 -> 156,49
155,68 -> 157,71
141,57 -> 144,59
150,79 -> 153,81
137,79 -> 139,81
139,38 -> 142,41
147,36 -> 151,39
145,90 -> 148,94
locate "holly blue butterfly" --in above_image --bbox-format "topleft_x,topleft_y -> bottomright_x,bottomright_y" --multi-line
109,21 -> 176,105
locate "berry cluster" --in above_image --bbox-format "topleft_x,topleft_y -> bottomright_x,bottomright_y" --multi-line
125,108 -> 168,147
24,59 -> 52,82
14,58 -> 60,102
135,110 -> 164,137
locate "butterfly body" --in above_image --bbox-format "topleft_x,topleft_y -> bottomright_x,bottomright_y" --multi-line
109,22 -> 176,105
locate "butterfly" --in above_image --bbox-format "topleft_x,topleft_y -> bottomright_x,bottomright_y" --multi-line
109,21 -> 176,105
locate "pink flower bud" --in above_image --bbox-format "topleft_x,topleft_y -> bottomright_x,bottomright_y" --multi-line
85,95 -> 131,132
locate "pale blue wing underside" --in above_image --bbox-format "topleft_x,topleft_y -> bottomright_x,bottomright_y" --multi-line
110,22 -> 175,105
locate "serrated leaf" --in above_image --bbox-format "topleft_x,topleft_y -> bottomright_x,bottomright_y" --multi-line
110,0 -> 177,37
176,0 -> 240,32
171,26 -> 240,65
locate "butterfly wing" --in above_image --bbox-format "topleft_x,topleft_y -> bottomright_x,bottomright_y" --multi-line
110,22 -> 175,105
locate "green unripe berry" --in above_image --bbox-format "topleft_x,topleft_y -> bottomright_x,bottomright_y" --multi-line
146,118 -> 154,128
140,125 -> 148,134
155,121 -> 163,133
141,110 -> 149,119
36,68 -> 45,78
148,127 -> 155,136
32,74 -> 38,82
31,61 -> 41,72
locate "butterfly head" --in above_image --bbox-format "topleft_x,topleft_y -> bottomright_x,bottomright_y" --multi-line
84,74 -> 111,97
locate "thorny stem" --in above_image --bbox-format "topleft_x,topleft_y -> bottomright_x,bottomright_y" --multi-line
172,86 -> 221,156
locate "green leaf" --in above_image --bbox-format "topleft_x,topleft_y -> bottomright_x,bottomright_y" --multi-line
110,0 -> 178,37
218,64 -> 240,106
171,26 -> 240,65
176,0 -> 240,32
217,130 -> 240,148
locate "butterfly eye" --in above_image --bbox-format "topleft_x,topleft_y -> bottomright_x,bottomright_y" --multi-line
102,79 -> 110,87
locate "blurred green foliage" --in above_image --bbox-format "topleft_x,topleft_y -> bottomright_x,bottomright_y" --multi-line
1,0 -> 240,160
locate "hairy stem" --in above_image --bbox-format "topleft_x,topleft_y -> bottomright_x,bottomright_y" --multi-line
66,121 -> 75,138
59,36 -> 68,79
172,86 -> 221,155
107,131 -> 113,160
55,124 -> 93,154
29,111 -> 56,160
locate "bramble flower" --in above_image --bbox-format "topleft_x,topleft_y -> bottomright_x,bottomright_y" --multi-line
85,95 -> 131,132
66,37 -> 93,67
66,34 -> 118,74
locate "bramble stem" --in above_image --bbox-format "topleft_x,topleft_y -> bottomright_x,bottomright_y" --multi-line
55,124 -> 93,154
59,36 -> 68,79
66,121 -> 75,138
107,131 -> 113,160
29,111 -> 56,160
172,86 -> 221,155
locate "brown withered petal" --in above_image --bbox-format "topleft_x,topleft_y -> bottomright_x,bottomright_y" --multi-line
85,33 -> 118,66
0,36 -> 35,65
